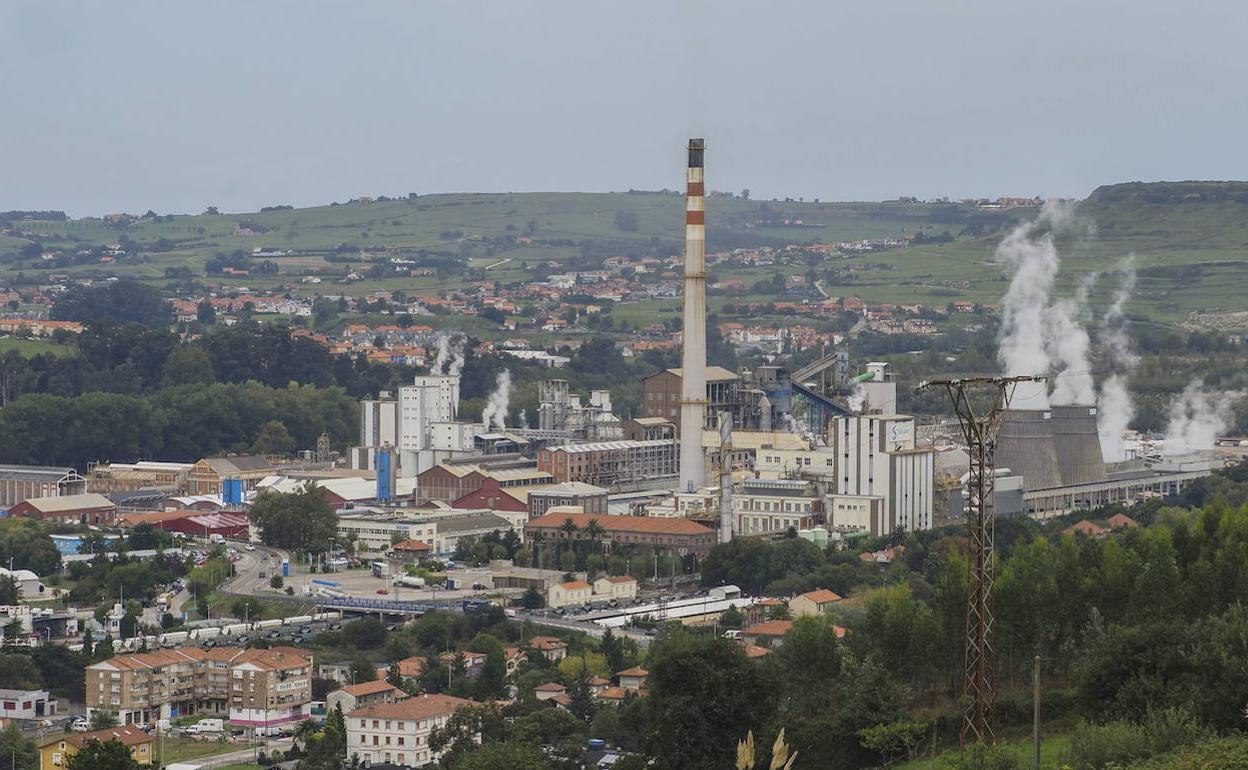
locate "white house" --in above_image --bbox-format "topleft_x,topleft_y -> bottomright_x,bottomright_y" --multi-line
592,576 -> 638,602
346,694 -> 476,768
547,580 -> 593,609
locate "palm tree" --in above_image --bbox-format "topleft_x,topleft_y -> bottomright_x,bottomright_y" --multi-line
293,718 -> 317,751
584,519 -> 605,553
559,518 -> 580,552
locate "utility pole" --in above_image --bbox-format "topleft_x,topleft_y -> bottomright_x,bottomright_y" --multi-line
1033,655 -> 1041,769
917,374 -> 1042,746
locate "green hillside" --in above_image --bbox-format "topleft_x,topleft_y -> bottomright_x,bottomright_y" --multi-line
4,182 -> 1248,326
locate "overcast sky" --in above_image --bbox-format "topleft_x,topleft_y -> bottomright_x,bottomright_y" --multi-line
4,1 -> 1247,216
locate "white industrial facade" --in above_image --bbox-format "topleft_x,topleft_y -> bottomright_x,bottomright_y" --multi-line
398,376 -> 460,474
830,413 -> 934,537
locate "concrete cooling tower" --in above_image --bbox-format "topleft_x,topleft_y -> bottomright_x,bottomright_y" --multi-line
1050,405 -> 1109,486
994,409 -> 1062,490
993,405 -> 1108,491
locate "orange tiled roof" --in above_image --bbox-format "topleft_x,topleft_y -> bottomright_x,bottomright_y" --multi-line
339,679 -> 400,697
347,694 -> 476,720
797,589 -> 843,605
743,620 -> 793,638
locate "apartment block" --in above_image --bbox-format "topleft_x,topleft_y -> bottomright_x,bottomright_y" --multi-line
86,646 -> 313,732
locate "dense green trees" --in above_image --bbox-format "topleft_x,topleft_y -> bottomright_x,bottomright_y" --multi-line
52,281 -> 172,328
0,381 -> 354,469
641,634 -> 778,770
247,483 -> 338,553
0,518 -> 60,575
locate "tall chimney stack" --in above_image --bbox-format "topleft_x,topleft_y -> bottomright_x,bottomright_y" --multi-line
679,138 -> 708,492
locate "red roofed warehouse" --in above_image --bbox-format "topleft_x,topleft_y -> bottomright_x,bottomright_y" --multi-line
9,493 -> 116,524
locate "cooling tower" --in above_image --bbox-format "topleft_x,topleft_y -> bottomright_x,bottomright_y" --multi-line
993,409 -> 1062,490
1050,405 -> 1109,486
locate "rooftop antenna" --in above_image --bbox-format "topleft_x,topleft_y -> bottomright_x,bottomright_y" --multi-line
916,374 -> 1044,746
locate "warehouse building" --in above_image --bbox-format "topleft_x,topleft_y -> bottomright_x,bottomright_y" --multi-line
0,465 -> 85,508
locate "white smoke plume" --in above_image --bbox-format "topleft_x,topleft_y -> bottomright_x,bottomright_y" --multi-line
846,381 -> 866,413
517,408 -> 529,429
480,369 -> 512,432
995,200 -> 1074,406
1164,380 -> 1241,454
1097,375 -> 1134,462
433,334 -> 450,373
432,332 -> 466,375
1096,260 -> 1138,461
1047,274 -> 1096,405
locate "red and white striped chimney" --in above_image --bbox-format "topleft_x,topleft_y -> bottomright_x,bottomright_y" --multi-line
678,138 -> 708,493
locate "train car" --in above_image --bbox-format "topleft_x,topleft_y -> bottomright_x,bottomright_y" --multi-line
283,615 -> 313,626
159,631 -> 188,646
256,618 -> 283,629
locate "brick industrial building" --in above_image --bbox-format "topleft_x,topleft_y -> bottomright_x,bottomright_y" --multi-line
537,440 -> 677,487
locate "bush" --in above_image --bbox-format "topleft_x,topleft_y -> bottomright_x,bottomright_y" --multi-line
1064,708 -> 1209,770
942,743 -> 1023,770
269,575 -> 284,589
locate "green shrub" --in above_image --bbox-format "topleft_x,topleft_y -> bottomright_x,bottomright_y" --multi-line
942,743 -> 1023,770
1064,707 -> 1209,770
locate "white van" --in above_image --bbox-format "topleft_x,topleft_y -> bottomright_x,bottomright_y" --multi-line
187,718 -> 225,734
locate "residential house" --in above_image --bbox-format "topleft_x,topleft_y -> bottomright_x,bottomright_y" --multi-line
592,576 -> 638,603
39,725 -> 153,770
616,667 -> 648,692
327,680 -> 406,715
346,694 -> 477,768
788,589 -> 843,618
528,637 -> 568,663
547,581 -> 593,609
534,683 -> 566,702
741,620 -> 794,648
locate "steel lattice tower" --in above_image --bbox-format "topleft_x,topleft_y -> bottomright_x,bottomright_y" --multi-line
918,375 -> 1043,746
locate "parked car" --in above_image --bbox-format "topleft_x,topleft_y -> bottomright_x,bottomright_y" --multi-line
70,717 -> 90,732
245,544 -> 256,551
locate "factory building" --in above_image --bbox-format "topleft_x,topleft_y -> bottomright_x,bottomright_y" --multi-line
732,478 -> 820,537
535,380 -> 623,440
828,413 -> 935,537
0,465 -> 85,508
643,367 -> 755,436
537,440 -> 678,488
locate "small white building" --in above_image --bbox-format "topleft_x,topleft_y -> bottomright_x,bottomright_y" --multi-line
592,576 -> 638,602
0,688 -> 56,720
547,580 -> 593,609
0,568 -> 46,599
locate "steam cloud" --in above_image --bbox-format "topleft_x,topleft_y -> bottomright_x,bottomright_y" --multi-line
846,381 -> 866,414
1164,381 -> 1241,454
432,332 -> 466,375
517,408 -> 529,429
1096,261 -> 1138,461
481,369 -> 512,432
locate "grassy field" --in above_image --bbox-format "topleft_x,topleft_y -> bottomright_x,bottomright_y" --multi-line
0,337 -> 76,357
6,182 -> 1248,325
898,733 -> 1071,769
158,735 -> 257,764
